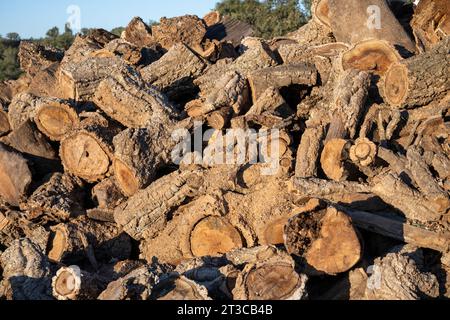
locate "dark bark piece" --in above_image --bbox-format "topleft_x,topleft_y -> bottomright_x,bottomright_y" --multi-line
113,125 -> 175,196
52,266 -> 104,300
122,17 -> 154,48
206,16 -> 255,47
85,28 -> 118,46
345,209 -> 450,252
341,39 -> 403,75
93,71 -> 178,128
60,113 -> 121,182
21,173 -> 85,222
152,15 -> 207,52
411,0 -> 450,50
140,43 -> 207,101
186,71 -> 250,117
328,0 -> 416,53
0,210 -> 48,248
0,238 -> 52,300
371,172 -> 444,223
382,37 -> 450,108
92,177 -> 125,210
47,215 -> 132,264
102,38 -> 143,65
18,41 -> 63,77
284,206 -> 362,275
365,246 -> 439,300
0,143 -> 32,206
248,63 -> 318,101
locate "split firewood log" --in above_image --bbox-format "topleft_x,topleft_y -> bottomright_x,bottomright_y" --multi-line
85,28 -> 119,47
139,194 -> 250,265
20,173 -> 85,223
365,245 -> 439,300
47,215 -> 132,264
0,238 -> 53,300
328,0 -> 416,54
93,70 -> 178,128
284,206 -> 362,275
194,38 -> 278,95
18,41 -> 64,77
0,103 -> 10,136
231,246 -> 308,300
0,143 -> 32,206
0,210 -> 49,248
98,263 -> 171,300
411,0 -> 450,50
140,43 -> 208,101
27,63 -> 64,98
382,37 -> 450,108
122,17 -> 155,48
247,63 -> 318,101
59,112 -> 122,182
186,71 -> 250,118
91,177 -> 126,210
151,15 -> 207,53
97,38 -> 142,65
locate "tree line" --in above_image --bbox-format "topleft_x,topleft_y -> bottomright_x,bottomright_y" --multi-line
0,0 -> 312,81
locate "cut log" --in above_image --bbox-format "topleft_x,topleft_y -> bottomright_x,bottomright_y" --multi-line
341,39 -> 403,75
284,206 -> 362,275
113,125 -> 175,196
371,172 -> 445,223
52,266 -> 104,300
122,17 -> 155,48
47,215 -> 132,263
365,246 -> 439,300
0,143 -> 32,206
286,9 -> 334,47
153,274 -> 210,300
247,63 -> 318,101
295,125 -> 324,178
140,43 -> 207,102
27,63 -> 63,98
350,138 -> 377,167
328,0 -> 416,53
21,173 -> 85,222
345,209 -> 450,252
18,41 -> 64,77
152,15 -> 207,52
101,39 -> 142,65
411,0 -> 450,50
85,28 -> 118,47
60,113 -> 121,182
205,16 -> 255,47
312,0 -> 331,28
232,247 -> 308,300
320,138 -> 351,182
0,238 -> 52,300
92,177 -> 125,210
93,71 -> 178,128
382,37 -> 450,108
186,71 -> 250,117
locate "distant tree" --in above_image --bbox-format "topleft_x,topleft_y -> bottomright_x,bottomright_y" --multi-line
42,24 -> 74,50
215,0 -> 310,38
6,32 -> 20,41
46,27 -> 60,39
111,27 -> 125,37
148,20 -> 159,28
0,46 -> 21,81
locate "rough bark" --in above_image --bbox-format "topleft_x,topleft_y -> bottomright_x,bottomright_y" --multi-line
382,37 -> 450,108
20,173 -> 85,223
0,238 -> 52,300
205,16 -> 255,47
27,63 -> 64,98
47,215 -> 132,264
18,41 -> 63,77
60,113 -> 121,182
92,177 -> 126,210
247,63 -> 318,101
286,18 -> 334,46
295,125 -> 324,178
93,71 -> 178,128
328,0 -> 416,53
140,43 -> 207,101
0,104 -> 10,136
0,143 -> 32,206
122,17 -> 155,48
411,0 -> 450,50
284,206 -> 362,275
365,246 -> 439,300
152,274 -> 211,300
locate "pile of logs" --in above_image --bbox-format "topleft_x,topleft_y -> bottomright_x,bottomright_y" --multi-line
0,0 -> 449,300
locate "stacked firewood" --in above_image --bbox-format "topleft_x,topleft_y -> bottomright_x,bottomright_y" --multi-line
0,0 -> 449,300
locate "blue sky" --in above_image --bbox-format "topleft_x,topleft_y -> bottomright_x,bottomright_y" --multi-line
0,0 -> 218,39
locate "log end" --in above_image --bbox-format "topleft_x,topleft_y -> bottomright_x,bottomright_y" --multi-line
320,138 -> 350,181
52,266 -> 82,300
350,138 -> 377,167
313,0 -> 331,28
383,63 -> 409,107
35,103 -> 79,141
113,159 -> 140,197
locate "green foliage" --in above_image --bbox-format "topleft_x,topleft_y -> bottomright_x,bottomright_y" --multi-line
41,24 -> 75,50
0,40 -> 21,81
6,32 -> 20,41
111,27 -> 125,37
215,0 -> 311,39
